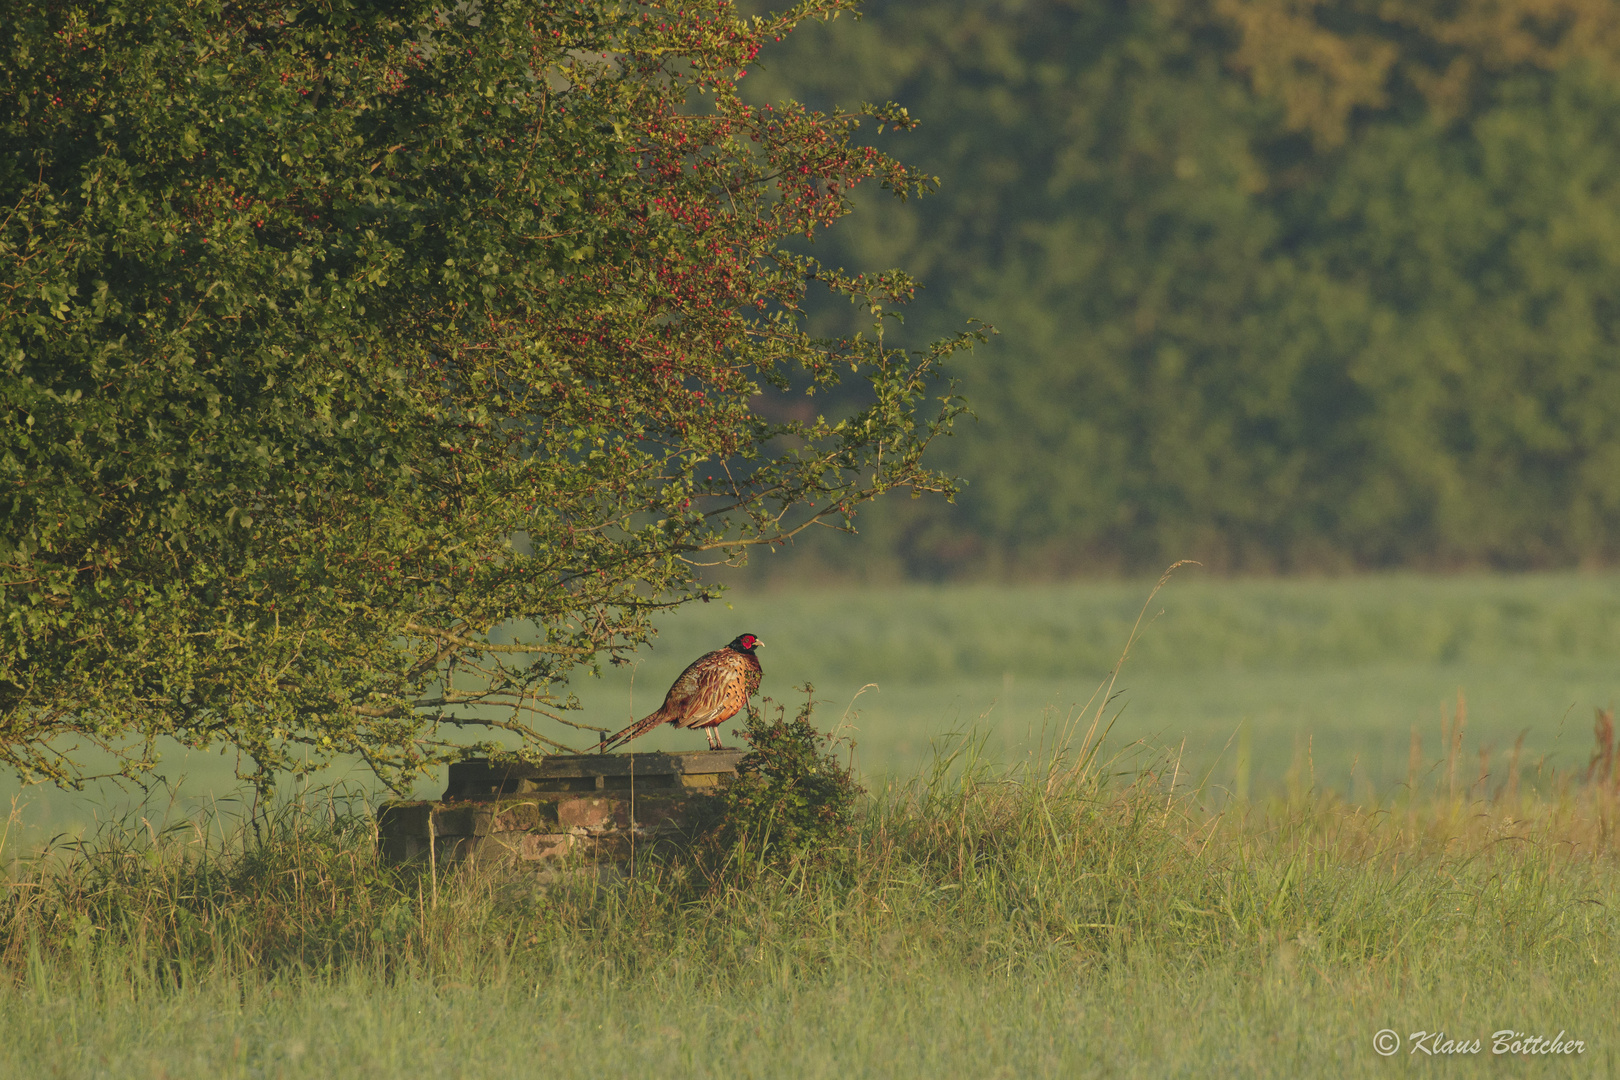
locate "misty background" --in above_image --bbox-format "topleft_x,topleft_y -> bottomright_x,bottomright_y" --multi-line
733,0 -> 1620,580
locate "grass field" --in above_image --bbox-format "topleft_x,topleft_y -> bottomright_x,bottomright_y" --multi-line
4,742 -> 1618,1078
5,571 -> 1619,1077
6,571 -> 1618,840
570,569 -> 1620,794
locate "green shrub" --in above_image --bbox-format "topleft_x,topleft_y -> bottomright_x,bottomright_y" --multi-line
704,690 -> 863,867
0,0 -> 975,792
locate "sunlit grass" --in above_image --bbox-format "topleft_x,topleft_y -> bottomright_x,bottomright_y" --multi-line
5,721 -> 1619,1077
5,571 -> 1619,1076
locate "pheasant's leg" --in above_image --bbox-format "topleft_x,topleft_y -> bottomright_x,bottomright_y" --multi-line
706,727 -> 720,750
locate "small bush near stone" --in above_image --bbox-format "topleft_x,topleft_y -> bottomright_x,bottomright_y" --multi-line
704,689 -> 862,867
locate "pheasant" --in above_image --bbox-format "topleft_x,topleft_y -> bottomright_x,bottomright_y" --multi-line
600,634 -> 763,752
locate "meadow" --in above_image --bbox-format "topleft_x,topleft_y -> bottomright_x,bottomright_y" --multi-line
570,570 -> 1620,792
4,571 -> 1620,1077
4,731 -> 1619,1078
7,570 -> 1620,833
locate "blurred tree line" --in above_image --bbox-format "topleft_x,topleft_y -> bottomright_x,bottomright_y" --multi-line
744,0 -> 1620,577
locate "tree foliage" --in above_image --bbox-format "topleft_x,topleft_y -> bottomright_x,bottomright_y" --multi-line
747,0 -> 1620,575
0,0 -> 977,789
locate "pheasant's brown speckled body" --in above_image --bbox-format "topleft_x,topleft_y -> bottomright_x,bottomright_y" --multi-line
601,634 -> 763,751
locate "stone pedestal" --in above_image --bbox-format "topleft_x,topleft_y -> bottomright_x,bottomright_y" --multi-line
376,750 -> 744,872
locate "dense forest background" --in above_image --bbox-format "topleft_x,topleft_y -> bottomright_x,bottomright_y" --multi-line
737,0 -> 1620,578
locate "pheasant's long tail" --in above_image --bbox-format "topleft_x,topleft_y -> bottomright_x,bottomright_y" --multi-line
600,711 -> 665,753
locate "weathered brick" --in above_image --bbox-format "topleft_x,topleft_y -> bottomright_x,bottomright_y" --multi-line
477,831 -> 573,863
490,801 -> 543,832
380,766 -> 730,875
516,833 -> 573,861
432,806 -> 492,837
572,832 -> 634,861
377,803 -> 432,838
628,797 -> 696,828
436,835 -> 481,863
556,796 -> 628,831
378,833 -> 427,863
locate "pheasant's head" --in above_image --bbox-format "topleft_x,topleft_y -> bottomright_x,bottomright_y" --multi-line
728,633 -> 762,653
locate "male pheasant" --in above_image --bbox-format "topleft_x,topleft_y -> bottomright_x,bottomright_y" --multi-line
600,634 -> 763,752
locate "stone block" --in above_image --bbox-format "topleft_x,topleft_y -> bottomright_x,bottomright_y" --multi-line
490,801 -> 545,832
571,831 -> 634,862
515,833 -> 573,861
475,831 -> 575,864
627,796 -> 697,829
436,835 -> 482,863
443,751 -> 745,798
378,832 -> 428,864
433,806 -> 492,837
556,796 -> 629,831
379,758 -> 735,875
377,802 -> 432,838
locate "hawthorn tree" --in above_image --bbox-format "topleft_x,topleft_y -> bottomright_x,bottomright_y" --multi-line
0,0 -> 978,791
